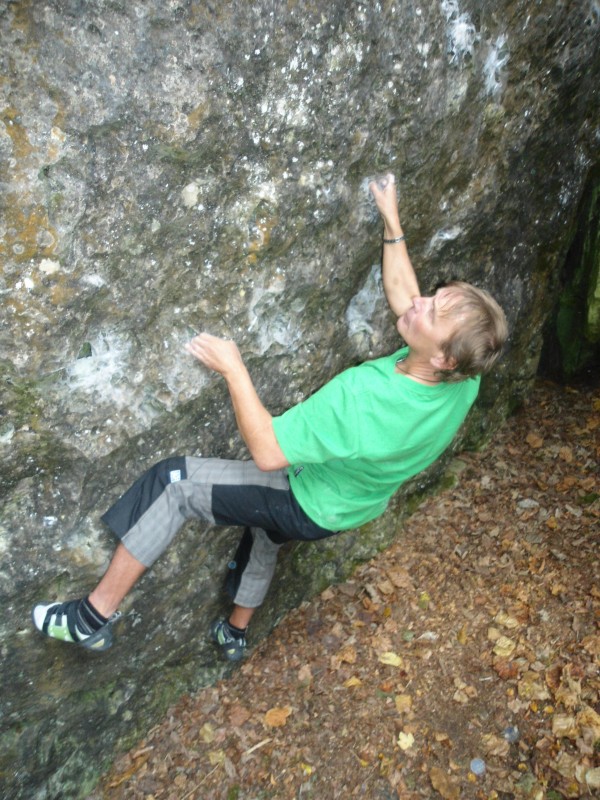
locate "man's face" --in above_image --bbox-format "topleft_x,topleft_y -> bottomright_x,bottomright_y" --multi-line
396,286 -> 463,363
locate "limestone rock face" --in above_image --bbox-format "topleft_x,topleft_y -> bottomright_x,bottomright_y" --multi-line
1,1 -> 598,797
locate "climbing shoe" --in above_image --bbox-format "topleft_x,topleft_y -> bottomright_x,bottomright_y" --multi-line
211,619 -> 247,662
32,599 -> 121,652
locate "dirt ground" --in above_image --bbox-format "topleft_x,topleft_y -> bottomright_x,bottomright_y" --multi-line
90,380 -> 599,800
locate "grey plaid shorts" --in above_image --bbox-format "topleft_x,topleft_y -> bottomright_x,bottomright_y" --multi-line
101,457 -> 336,607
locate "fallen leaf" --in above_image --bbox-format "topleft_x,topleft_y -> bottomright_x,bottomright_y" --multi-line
577,705 -> 600,746
494,611 -> 520,629
481,733 -> 510,758
518,671 -> 551,701
493,636 -> 516,657
377,578 -> 395,595
386,567 -> 414,589
228,704 -> 251,728
344,676 -> 362,688
452,689 -> 470,704
297,664 -> 313,685
264,706 -> 293,728
378,651 -> 403,667
493,657 -> 519,680
526,432 -> 544,449
107,754 -> 152,789
456,624 -> 468,645
199,723 -> 216,744
585,767 -> 600,791
208,749 -> 226,766
558,446 -> 573,462
555,670 -> 583,709
552,750 -> 579,780
397,731 -> 415,750
552,713 -> 578,739
395,694 -> 413,713
429,766 -> 460,800
338,644 -> 357,664
582,634 -> 600,658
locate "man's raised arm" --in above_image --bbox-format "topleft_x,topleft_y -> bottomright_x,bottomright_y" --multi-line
185,333 -> 289,472
369,175 -> 420,318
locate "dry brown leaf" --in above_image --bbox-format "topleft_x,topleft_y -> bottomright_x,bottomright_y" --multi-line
577,706 -> 600,746
493,636 -> 516,657
199,722 -> 216,743
395,694 -> 413,713
552,713 -> 578,739
526,432 -> 544,449
377,578 -> 395,595
555,669 -> 583,709
297,664 -> 313,685
264,706 -> 293,728
581,634 -> 600,658
228,704 -> 251,728
558,446 -> 574,462
107,754 -> 151,789
208,749 -> 226,766
585,767 -> 600,791
429,766 -> 460,800
338,644 -> 357,664
481,733 -> 510,758
494,611 -> 520,629
378,651 -> 403,667
386,567 -> 414,589
518,672 -> 551,701
493,657 -> 519,680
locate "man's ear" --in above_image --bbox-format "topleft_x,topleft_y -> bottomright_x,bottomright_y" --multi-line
430,351 -> 457,372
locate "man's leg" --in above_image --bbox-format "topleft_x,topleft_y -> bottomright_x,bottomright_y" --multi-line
32,457 -> 199,651
88,543 -> 147,617
229,605 -> 255,629
31,544 -> 148,652
212,528 -> 281,662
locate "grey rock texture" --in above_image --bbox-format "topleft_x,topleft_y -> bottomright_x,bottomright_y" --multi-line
0,1 -> 598,797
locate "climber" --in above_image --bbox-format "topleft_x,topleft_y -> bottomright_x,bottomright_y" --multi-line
32,174 -> 508,661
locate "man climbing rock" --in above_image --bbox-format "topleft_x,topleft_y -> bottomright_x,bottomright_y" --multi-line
32,175 -> 508,661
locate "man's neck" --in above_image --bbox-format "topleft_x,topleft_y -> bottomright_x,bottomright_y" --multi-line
395,353 -> 440,384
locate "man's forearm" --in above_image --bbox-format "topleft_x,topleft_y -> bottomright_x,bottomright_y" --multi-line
370,176 -> 420,317
381,217 -> 420,317
185,332 -> 289,472
224,364 -> 289,472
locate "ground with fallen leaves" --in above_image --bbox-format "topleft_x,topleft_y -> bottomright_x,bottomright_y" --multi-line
89,380 -> 599,800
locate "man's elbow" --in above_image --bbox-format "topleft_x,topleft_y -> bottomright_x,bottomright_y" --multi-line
253,449 -> 290,472
251,438 -> 289,472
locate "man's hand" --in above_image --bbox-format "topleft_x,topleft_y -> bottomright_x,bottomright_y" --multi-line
185,333 -> 244,378
369,173 -> 401,235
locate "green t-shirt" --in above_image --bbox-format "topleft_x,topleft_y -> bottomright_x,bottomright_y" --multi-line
272,348 -> 480,531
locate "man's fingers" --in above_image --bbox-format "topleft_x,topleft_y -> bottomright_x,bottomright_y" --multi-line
369,172 -> 396,195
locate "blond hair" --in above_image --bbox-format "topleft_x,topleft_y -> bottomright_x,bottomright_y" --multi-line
437,281 -> 508,382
